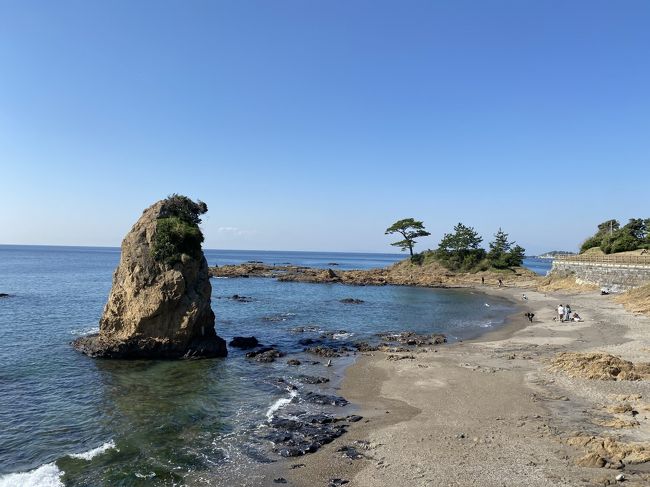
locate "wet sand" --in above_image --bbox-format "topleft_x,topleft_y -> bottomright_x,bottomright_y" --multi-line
278,286 -> 650,486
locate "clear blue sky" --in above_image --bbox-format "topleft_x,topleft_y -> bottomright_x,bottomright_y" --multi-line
1,1 -> 648,255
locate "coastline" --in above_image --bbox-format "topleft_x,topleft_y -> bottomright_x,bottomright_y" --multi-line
276,285 -> 650,486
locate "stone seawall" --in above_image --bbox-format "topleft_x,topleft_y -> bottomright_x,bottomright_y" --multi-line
551,260 -> 650,292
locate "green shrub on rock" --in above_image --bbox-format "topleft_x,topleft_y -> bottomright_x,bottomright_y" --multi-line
151,194 -> 208,265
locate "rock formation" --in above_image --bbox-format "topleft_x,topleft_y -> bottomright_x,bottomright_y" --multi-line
73,195 -> 227,358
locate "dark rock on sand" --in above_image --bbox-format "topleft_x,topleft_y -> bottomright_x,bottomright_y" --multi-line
72,197 -> 226,359
302,391 -> 349,407
339,298 -> 364,304
329,479 -> 350,487
266,416 -> 348,458
298,338 -> 320,346
287,359 -> 301,366
305,346 -> 345,358
354,341 -> 379,352
376,331 -> 447,347
346,415 -> 363,423
229,336 -> 259,349
246,347 -> 285,363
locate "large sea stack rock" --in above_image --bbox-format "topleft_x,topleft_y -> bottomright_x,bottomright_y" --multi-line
73,195 -> 227,359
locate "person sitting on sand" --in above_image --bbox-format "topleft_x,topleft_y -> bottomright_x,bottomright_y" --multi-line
572,312 -> 583,322
524,312 -> 534,322
557,304 -> 565,322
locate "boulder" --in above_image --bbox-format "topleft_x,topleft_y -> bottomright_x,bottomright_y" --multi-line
229,336 -> 259,349
72,196 -> 227,359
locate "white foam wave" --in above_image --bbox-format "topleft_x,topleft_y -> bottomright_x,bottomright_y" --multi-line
70,326 -> 100,336
0,463 -> 64,487
332,332 -> 353,340
68,440 -> 118,460
135,472 -> 156,479
265,390 -> 298,421
213,276 -> 229,279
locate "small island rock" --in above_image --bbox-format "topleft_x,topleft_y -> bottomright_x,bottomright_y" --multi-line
73,195 -> 227,359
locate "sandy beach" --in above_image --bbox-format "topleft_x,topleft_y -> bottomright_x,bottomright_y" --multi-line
278,285 -> 650,486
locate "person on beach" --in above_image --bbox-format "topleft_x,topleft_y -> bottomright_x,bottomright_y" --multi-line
564,304 -> 572,322
572,312 -> 583,322
498,278 -> 503,287
481,276 -> 485,285
557,304 -> 565,322
524,312 -> 534,322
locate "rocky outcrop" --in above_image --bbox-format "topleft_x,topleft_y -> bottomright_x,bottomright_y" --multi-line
73,196 -> 227,359
209,260 -> 539,288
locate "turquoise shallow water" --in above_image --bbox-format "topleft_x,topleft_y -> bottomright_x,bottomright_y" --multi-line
0,246 -> 518,486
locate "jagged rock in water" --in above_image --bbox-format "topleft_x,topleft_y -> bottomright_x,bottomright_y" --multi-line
73,196 -> 227,359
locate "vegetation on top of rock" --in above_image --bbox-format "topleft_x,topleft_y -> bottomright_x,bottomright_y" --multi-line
580,218 -> 650,254
384,218 -> 431,259
433,223 -> 486,271
418,223 -> 525,272
152,194 -> 208,265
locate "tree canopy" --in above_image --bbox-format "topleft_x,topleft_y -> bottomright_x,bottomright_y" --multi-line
152,194 -> 208,265
487,228 -> 525,269
580,218 -> 650,254
385,218 -> 431,258
435,223 -> 486,271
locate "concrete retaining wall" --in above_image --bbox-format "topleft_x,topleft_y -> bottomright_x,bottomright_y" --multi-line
551,260 -> 650,292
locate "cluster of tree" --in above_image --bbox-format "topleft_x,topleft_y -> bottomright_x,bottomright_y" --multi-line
152,194 -> 208,265
580,218 -> 650,254
385,219 -> 525,271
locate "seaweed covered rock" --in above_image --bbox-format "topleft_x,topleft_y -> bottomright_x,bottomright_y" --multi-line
73,195 -> 227,359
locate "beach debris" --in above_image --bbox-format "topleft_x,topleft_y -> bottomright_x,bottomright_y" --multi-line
615,473 -> 625,482
229,336 -> 259,349
549,352 -> 650,381
386,354 -> 415,361
328,479 -> 349,487
290,463 -> 305,469
337,445 -> 363,460
246,347 -> 286,363
273,478 -> 287,484
326,359 -> 333,367
339,298 -> 365,304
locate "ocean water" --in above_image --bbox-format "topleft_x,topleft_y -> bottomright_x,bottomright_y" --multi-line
0,246 -> 518,486
522,257 -> 553,276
